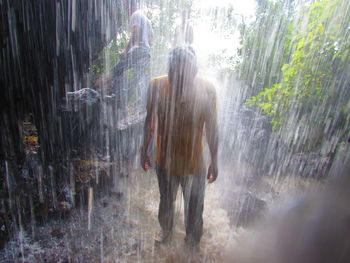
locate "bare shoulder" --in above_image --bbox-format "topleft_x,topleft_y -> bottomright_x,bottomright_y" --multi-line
195,77 -> 217,100
149,75 -> 168,91
150,75 -> 168,85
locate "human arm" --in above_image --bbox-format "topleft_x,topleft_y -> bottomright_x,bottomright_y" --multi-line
149,27 -> 154,47
129,25 -> 141,51
184,23 -> 194,45
141,82 -> 157,171
173,26 -> 181,47
120,25 -> 141,58
205,87 -> 219,183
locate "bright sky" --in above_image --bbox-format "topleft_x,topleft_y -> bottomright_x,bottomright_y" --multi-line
191,0 -> 256,77
193,0 -> 256,17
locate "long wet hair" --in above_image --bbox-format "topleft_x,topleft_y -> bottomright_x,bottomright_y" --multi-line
168,47 -> 197,94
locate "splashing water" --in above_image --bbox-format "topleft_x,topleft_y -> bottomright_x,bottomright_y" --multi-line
1,0 -> 349,262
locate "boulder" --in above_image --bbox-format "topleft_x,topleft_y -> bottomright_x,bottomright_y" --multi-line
236,192 -> 267,227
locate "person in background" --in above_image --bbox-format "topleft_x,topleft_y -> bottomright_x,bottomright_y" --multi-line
114,0 -> 154,111
173,10 -> 194,48
141,47 -> 219,251
94,0 -> 153,103
108,0 -> 153,186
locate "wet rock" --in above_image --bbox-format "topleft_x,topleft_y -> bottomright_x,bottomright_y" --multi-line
26,151 -> 38,170
35,204 -> 49,219
132,240 -> 142,252
226,106 -> 272,174
101,199 -> 109,207
65,88 -> 101,109
225,105 -> 334,178
240,107 -> 256,120
110,191 -> 123,200
0,213 -> 10,248
22,121 -> 40,152
236,193 -> 267,227
62,185 -> 73,203
117,110 -> 146,131
113,204 -> 123,216
287,152 -> 332,179
59,201 -> 72,212
21,168 -> 29,180
51,229 -> 64,239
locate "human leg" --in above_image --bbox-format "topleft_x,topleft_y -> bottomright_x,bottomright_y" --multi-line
156,167 -> 180,242
181,171 -> 206,247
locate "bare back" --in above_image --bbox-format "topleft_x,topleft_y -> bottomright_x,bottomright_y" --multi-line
147,76 -> 217,177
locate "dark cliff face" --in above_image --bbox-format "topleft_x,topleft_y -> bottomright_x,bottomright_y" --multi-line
0,0 -> 123,162
0,0 -> 125,248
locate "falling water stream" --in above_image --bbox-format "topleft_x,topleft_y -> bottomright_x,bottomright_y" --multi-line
1,0 -> 349,262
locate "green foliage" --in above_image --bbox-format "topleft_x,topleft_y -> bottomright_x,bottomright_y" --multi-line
146,0 -> 194,75
90,31 -> 129,82
245,0 -> 350,140
237,0 -> 294,99
89,0 -> 194,81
